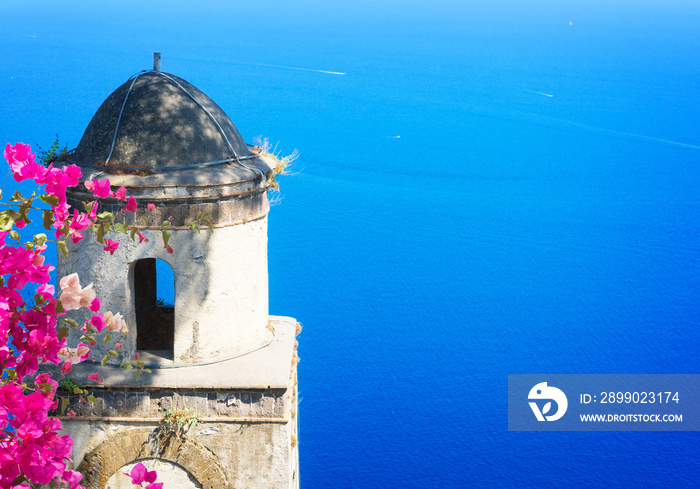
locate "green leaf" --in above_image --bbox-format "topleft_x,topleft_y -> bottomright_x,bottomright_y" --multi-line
95,224 -> 105,244
9,231 -> 20,241
0,211 -> 16,232
101,354 -> 109,367
6,369 -> 16,381
135,370 -> 141,381
63,318 -> 79,329
108,350 -> 118,357
73,387 -> 82,395
9,190 -> 26,203
103,334 -> 112,344
57,326 -> 70,341
42,210 -> 55,230
18,204 -> 31,225
57,240 -> 68,259
144,368 -> 152,374
33,233 -> 47,247
38,194 -> 59,206
161,230 -> 171,247
114,223 -> 128,234
59,221 -> 70,238
61,397 -> 69,414
130,226 -> 138,240
96,211 -> 114,221
87,395 -> 96,404
55,300 -> 65,315
123,363 -> 133,371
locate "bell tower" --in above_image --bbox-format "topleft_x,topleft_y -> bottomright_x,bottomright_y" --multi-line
57,56 -> 300,488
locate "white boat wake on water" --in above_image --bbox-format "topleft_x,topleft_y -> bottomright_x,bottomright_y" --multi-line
524,109 -> 700,151
247,61 -> 345,75
568,120 -> 700,151
525,88 -> 554,98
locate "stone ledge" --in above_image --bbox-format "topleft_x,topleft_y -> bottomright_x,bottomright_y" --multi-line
62,316 -> 297,388
58,387 -> 288,419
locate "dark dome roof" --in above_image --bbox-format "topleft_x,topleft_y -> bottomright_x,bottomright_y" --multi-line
71,71 -> 256,172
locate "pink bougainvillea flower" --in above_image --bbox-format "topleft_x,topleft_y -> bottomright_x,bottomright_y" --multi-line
126,196 -> 137,212
59,290 -> 80,311
87,200 -> 98,220
71,232 -> 84,244
137,232 -> 149,244
78,284 -> 96,308
59,274 -> 96,311
85,178 -> 111,198
89,297 -> 101,312
94,179 -> 112,198
115,343 -> 122,350
4,141 -> 32,163
69,210 -> 92,232
115,186 -> 127,201
133,353 -> 139,360
59,273 -> 80,291
147,203 -> 155,212
89,313 -> 107,333
166,245 -> 174,254
124,462 -> 158,485
103,311 -> 128,333
5,142 -> 46,183
36,284 -> 55,301
61,361 -> 72,374
104,239 -> 119,255
87,371 -> 101,383
58,344 -> 91,364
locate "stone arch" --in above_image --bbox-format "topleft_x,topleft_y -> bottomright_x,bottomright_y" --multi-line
77,428 -> 229,489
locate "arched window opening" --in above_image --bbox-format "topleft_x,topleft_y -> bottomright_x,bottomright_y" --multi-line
134,258 -> 174,354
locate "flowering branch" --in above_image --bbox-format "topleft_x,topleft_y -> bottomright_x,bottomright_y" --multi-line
0,142 -> 183,488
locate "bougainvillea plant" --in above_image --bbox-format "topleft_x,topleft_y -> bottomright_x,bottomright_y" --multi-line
0,143 -> 163,488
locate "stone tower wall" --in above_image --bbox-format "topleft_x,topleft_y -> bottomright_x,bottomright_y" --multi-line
59,186 -> 271,364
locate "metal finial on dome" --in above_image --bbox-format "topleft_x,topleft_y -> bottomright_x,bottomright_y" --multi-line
153,52 -> 161,72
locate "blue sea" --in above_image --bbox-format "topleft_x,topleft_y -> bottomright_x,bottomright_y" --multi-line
1,1 -> 699,487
